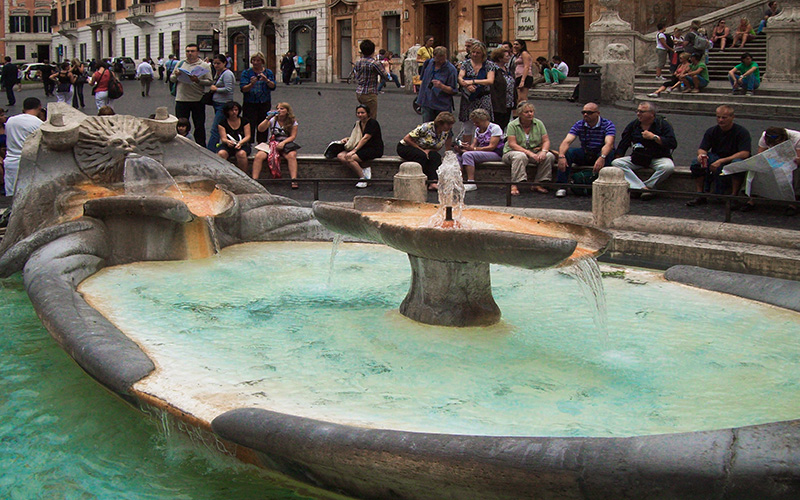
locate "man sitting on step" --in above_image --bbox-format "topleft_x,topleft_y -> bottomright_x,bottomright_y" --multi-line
554,102 -> 616,198
610,101 -> 677,201
686,104 -> 751,207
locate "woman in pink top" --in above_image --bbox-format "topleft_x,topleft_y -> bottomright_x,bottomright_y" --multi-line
89,61 -> 114,111
511,39 -> 533,106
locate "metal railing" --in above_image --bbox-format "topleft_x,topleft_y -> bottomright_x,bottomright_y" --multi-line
128,3 -> 155,16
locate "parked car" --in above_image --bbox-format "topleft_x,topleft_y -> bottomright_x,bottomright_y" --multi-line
109,57 -> 137,79
21,62 -> 56,81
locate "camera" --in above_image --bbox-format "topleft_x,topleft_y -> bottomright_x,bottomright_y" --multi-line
427,82 -> 434,89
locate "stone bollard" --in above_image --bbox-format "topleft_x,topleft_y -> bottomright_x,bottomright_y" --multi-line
592,166 -> 629,227
394,162 -> 427,202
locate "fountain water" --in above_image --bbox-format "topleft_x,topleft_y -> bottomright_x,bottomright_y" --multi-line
123,154 -> 183,198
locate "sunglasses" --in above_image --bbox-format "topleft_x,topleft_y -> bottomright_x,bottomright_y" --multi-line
581,110 -> 597,115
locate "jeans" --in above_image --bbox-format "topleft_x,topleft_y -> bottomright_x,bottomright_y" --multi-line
611,156 -> 675,190
729,73 -> 760,91
175,100 -> 207,146
397,142 -> 442,180
690,153 -> 745,194
421,106 -> 448,123
556,148 -> 616,184
377,73 -> 401,92
207,101 -> 227,152
72,82 -> 85,108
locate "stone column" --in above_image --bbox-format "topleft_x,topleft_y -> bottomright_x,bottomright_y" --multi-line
394,162 -> 428,202
585,0 -> 636,103
104,27 -> 113,57
592,166 -> 629,227
764,0 -> 800,83
92,28 -> 101,61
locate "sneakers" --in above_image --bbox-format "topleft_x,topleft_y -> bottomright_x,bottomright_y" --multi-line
745,91 -> 753,96
664,87 -> 673,94
656,75 -> 666,80
686,196 -> 708,207
552,81 -> 559,86
640,191 -> 655,201
356,167 -> 371,188
363,167 -> 372,180
647,92 -> 659,98
555,189 -> 567,198
356,179 -> 368,188
464,182 -> 477,192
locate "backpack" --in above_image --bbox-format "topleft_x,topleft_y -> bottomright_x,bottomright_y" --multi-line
693,32 -> 713,52
570,170 -> 597,196
108,72 -> 124,99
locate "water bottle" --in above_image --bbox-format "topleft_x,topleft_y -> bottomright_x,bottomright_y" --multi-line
266,110 -> 279,117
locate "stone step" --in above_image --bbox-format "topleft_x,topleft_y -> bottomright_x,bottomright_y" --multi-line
634,89 -> 800,105
625,94 -> 799,119
254,154 -> 697,193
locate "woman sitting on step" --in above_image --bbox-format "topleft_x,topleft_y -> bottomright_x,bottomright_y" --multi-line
335,105 -> 384,188
732,17 -> 756,48
648,52 -> 691,97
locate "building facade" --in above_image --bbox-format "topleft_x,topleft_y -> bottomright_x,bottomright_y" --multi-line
2,0 -> 53,63
40,0 -> 740,82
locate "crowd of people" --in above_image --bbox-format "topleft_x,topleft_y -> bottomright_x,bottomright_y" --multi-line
650,14 -> 771,98
0,30 -> 797,218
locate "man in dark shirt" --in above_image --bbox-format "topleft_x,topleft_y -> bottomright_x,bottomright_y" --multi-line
40,61 -> 55,97
415,46 -> 458,123
611,101 -> 677,200
687,104 -> 751,206
1,57 -> 19,106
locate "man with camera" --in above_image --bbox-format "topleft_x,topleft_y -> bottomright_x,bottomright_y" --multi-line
415,46 -> 458,123
610,101 -> 677,200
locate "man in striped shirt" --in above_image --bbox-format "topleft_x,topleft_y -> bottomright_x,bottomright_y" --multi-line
354,39 -> 390,119
555,102 -> 617,197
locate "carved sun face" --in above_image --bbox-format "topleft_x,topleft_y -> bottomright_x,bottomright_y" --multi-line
74,115 -> 163,184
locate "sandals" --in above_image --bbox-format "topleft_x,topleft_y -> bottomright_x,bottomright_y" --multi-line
510,185 -> 520,196
533,186 -> 549,194
291,181 -> 299,189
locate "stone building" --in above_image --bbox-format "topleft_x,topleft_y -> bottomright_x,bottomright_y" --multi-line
49,0 -> 219,65
2,0 -> 53,63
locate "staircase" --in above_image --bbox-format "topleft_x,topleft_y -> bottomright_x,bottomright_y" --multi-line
630,35 -> 800,119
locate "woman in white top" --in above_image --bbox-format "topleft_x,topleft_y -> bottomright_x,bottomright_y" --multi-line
252,102 -> 300,186
457,108 -> 504,192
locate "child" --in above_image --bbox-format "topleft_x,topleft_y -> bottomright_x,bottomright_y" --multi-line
176,117 -> 191,138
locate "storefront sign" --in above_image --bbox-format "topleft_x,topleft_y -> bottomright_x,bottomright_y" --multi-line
515,3 -> 539,41
383,10 -> 399,17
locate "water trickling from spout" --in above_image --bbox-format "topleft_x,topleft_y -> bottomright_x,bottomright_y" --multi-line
328,234 -> 345,286
563,257 -> 608,337
204,216 -> 220,255
428,151 -> 465,228
123,154 -> 183,198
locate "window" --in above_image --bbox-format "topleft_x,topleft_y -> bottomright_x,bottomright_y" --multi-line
80,43 -> 87,61
90,0 -> 98,15
33,16 -> 50,33
68,3 -> 76,21
121,38 -> 126,57
102,0 -> 111,12
481,5 -> 503,47
61,5 -> 66,21
77,0 -> 86,19
384,15 -> 400,55
116,0 -> 125,11
145,34 -> 151,59
134,36 -> 139,59
158,32 -> 164,58
16,45 -> 26,60
9,16 -> 32,33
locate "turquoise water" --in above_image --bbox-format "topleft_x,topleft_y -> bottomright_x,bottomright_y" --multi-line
0,276 -> 325,500
80,242 -> 800,438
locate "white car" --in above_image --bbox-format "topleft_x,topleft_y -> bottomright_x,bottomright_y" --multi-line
21,62 -> 56,81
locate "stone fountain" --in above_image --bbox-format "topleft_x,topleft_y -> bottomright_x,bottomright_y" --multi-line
313,153 -> 611,326
1,106 -> 798,500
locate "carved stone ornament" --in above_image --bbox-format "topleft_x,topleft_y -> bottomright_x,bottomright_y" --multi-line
604,43 -> 631,61
588,0 -> 632,31
74,115 -> 163,184
329,0 -> 356,17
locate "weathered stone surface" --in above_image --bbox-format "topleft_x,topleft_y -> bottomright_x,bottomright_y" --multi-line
592,166 -> 630,227
393,162 -> 427,202
664,265 -> 800,312
399,256 -> 501,326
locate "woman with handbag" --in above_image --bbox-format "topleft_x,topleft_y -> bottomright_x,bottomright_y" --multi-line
457,42 -> 495,141
335,105 -> 384,188
71,59 -> 87,109
206,54 -> 235,152
51,62 -> 76,104
89,61 -> 114,111
252,102 -> 300,186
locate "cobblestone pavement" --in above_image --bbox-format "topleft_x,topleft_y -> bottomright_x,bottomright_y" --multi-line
3,79 -> 798,231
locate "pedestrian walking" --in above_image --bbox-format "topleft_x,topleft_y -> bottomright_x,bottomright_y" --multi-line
89,61 -> 115,110
71,59 -> 87,109
52,62 -> 76,104
136,58 -> 154,96
1,57 -> 20,106
157,56 -> 166,81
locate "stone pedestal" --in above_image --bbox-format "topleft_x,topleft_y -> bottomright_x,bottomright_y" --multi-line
399,255 -> 501,327
404,45 -> 421,94
394,162 -> 427,202
585,0 -> 636,103
765,1 -> 800,83
592,166 -> 630,227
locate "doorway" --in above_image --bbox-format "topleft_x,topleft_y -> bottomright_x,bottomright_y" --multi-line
558,4 -> 584,74
290,21 -> 315,80
263,22 -> 277,74
423,3 -> 449,53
